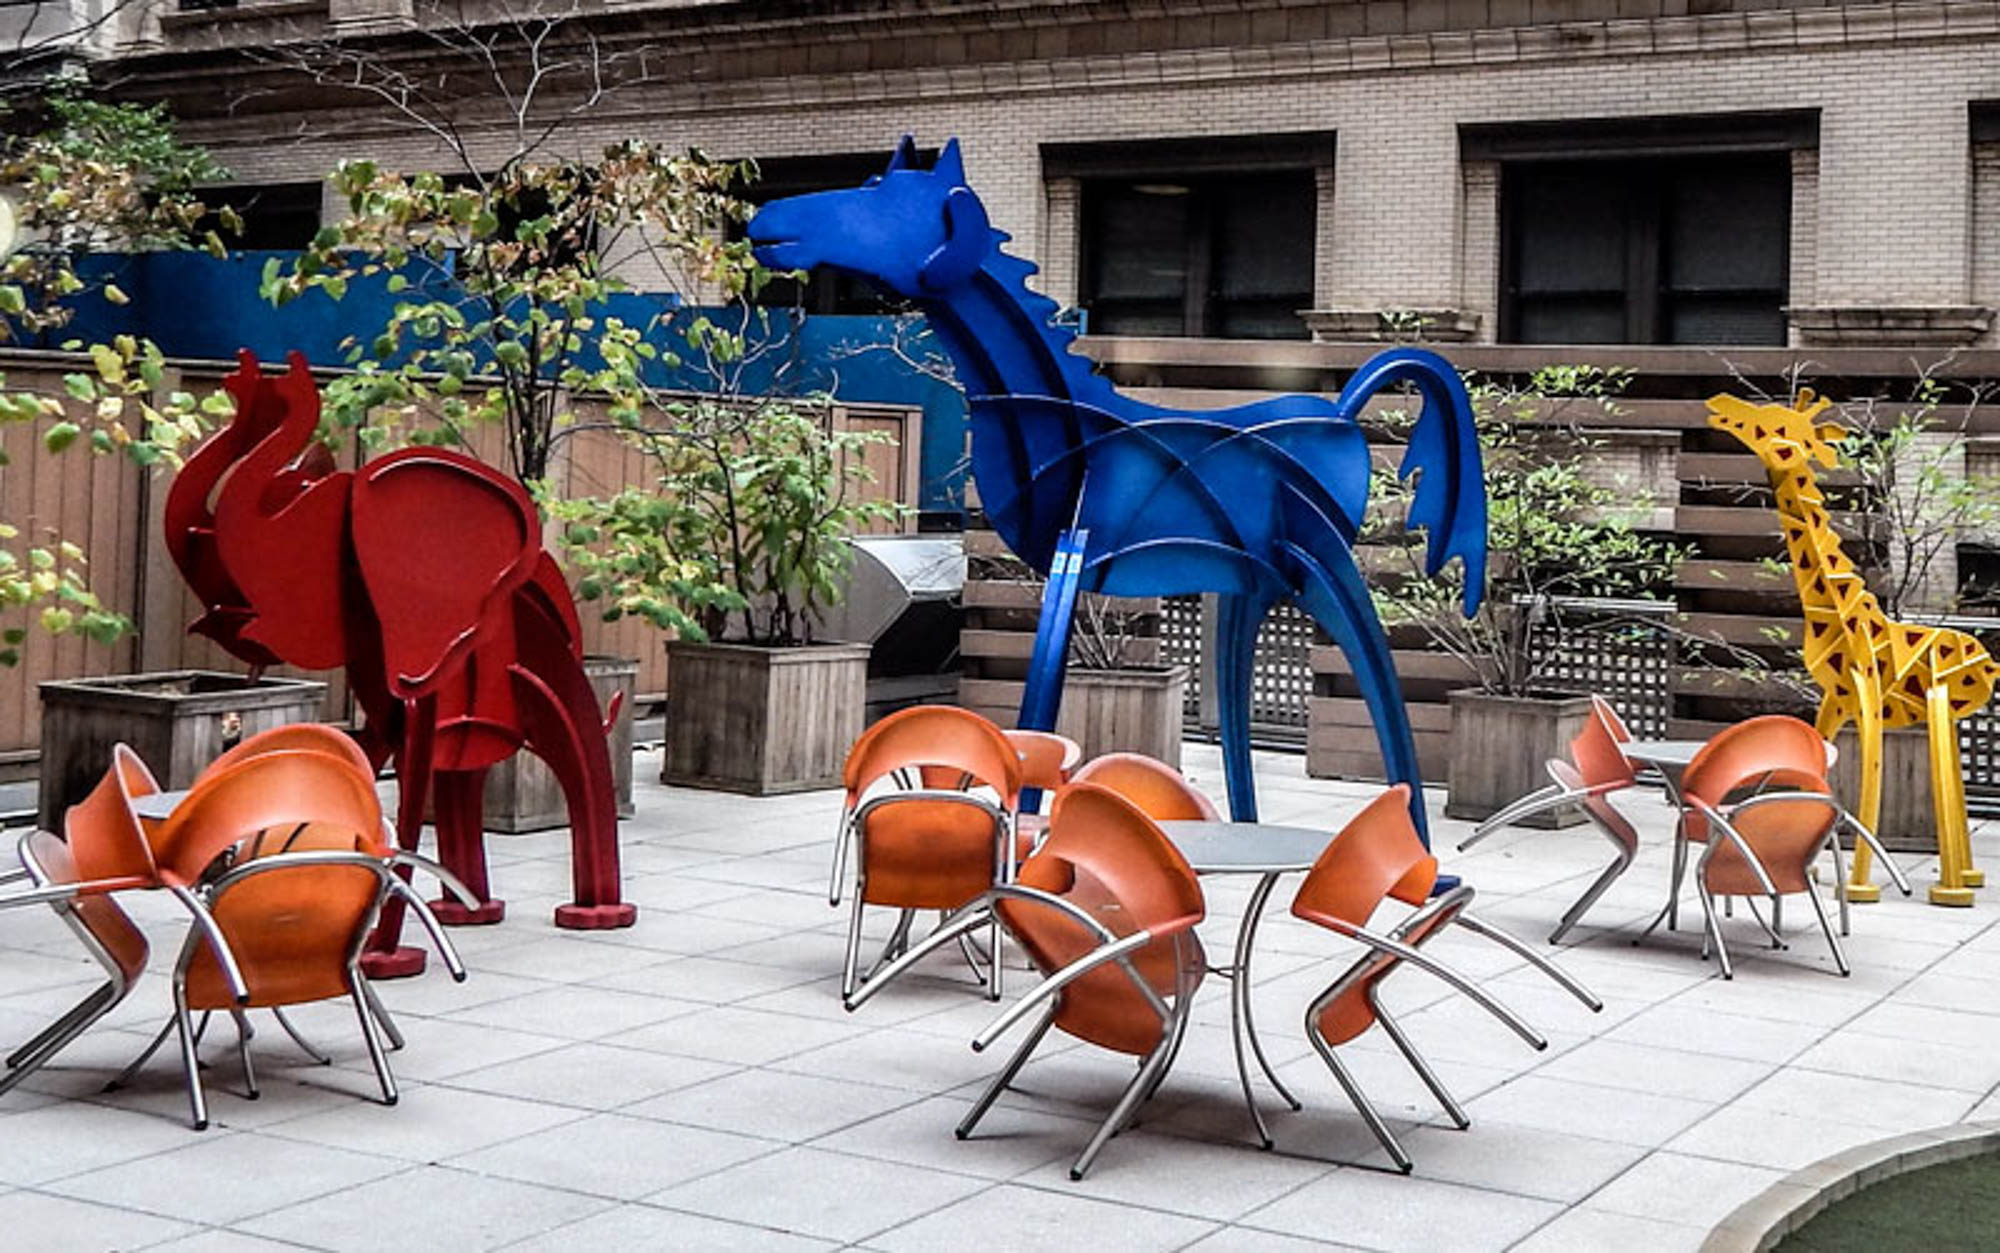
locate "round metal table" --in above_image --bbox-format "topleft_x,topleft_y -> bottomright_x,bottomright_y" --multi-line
1160,818 -> 1331,1149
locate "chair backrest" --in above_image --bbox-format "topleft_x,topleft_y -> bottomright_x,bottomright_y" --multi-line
1679,714 -> 1831,824
204,722 -> 376,784
1570,702 -> 1637,791
1005,730 -> 1082,794
998,782 -> 1205,1055
182,824 -> 384,1010
19,829 -> 148,988
843,705 -> 1023,807
1290,786 -> 1455,1047
63,744 -> 160,889
1549,761 -> 1638,852
1068,753 -> 1220,822
151,749 -> 388,890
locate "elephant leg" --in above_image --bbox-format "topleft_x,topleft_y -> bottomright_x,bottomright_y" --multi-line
1017,527 -> 1089,814
1215,593 -> 1271,823
509,588 -> 634,931
1286,539 -> 1429,848
431,769 -> 505,925
361,695 -> 435,980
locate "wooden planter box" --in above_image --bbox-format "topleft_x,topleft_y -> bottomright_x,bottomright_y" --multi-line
37,671 -> 328,828
1058,666 -> 1188,767
481,656 -> 639,832
1830,724 -> 1936,854
1445,688 -> 1592,827
662,640 -> 870,794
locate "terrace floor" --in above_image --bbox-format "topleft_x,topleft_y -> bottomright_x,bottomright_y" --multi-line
0,744 -> 1995,1251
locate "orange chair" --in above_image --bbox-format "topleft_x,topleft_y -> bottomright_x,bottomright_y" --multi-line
1674,715 -> 1908,980
834,706 -> 1024,1003
1005,728 -> 1081,844
106,749 -> 470,1127
1069,752 -> 1221,822
1293,786 -> 1600,1172
854,781 -> 1208,1179
1460,696 -> 1641,943
0,747 -> 163,1094
206,722 -> 378,785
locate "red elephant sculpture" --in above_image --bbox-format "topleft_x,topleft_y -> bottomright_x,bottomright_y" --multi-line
165,350 -> 635,977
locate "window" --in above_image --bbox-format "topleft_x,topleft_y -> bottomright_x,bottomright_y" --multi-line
1501,156 -> 1790,345
1467,112 -> 1814,347
198,182 -> 320,250
1050,133 -> 1332,341
737,151 -> 927,316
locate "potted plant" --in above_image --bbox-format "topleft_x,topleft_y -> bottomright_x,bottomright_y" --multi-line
1367,365 -> 1683,824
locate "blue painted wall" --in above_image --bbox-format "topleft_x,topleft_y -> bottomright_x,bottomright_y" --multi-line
48,251 -> 968,514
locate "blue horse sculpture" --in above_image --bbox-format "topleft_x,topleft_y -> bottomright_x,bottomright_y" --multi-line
749,137 -> 1487,840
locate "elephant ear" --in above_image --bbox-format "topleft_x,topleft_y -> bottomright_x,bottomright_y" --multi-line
918,187 -> 990,293
351,449 -> 541,696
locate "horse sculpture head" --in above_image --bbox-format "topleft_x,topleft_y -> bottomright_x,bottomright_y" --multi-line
747,136 -> 993,298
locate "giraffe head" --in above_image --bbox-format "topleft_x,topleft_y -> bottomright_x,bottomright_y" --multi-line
1706,389 -> 1848,470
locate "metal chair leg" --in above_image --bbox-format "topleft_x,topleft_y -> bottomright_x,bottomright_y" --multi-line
1070,1024 -> 1180,1180
840,894 -> 868,1003
105,1014 -> 177,1092
1697,883 -> 1733,981
1550,854 -> 1629,945
357,981 -> 405,1052
272,1006 -> 334,1065
173,988 -> 209,1131
1374,1001 -> 1468,1130
0,985 -> 117,1096
1307,1024 -> 1411,1173
231,1009 -> 259,1100
348,972 -> 398,1106
1803,880 -> 1851,977
957,1007 -> 1055,1142
7,983 -> 113,1070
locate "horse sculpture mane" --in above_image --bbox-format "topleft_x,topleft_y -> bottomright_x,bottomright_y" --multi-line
750,136 -> 1489,845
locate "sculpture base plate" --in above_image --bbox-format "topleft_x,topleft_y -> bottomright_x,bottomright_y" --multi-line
360,946 -> 429,979
1929,884 -> 1976,908
1962,869 -> 1986,888
1844,882 -> 1882,904
431,899 -> 506,926
555,902 -> 638,930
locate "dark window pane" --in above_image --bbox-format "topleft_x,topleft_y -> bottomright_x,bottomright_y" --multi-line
1213,174 -> 1313,300
1664,296 -> 1787,345
1517,298 -> 1627,344
1665,158 -> 1788,292
1091,301 -> 1188,338
1513,169 -> 1627,294
199,183 -> 320,250
1089,186 -> 1190,302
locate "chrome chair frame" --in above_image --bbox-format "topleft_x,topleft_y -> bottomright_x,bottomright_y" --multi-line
125,848 -> 472,1130
1300,885 -> 1602,1173
1685,791 -> 1910,981
857,884 -> 1203,1180
832,788 -> 1017,1005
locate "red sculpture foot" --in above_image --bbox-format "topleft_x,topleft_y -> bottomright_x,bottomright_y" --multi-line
555,902 -> 639,930
361,946 -> 429,979
431,898 -> 507,926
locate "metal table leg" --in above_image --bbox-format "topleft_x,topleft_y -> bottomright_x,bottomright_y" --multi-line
1232,871 -> 1301,1149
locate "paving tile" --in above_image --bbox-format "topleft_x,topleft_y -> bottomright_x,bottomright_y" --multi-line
448,984 -> 705,1041
1011,1127 -> 1333,1220
870,1181 -> 1219,1252
806,1095 -> 1083,1181
600,1003 -> 868,1067
0,1190 -> 198,1251
1463,1075 -> 1713,1148
1729,1065 -> 1977,1128
447,1111 -> 778,1199
47,1129 -> 406,1226
648,1145 -> 987,1244
1243,1165 -> 1563,1251
1346,1120 -> 1646,1203
258,1085 -> 585,1163
1509,1204 -> 1708,1252
0,1100 -> 213,1185
1530,1038 -> 1774,1104
500,1203 -> 838,1251
1606,1002 -> 1829,1064
439,1040 -> 737,1111
145,1231 -> 321,1252
1583,1150 -> 1785,1228
239,1163 -> 610,1252
625,1067 -> 920,1142
1790,1029 -> 2000,1094
1665,1103 -> 1891,1172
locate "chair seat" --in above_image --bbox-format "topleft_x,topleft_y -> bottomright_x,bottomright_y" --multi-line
860,801 -> 1017,911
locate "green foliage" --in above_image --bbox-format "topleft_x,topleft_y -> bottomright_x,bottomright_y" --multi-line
1366,365 -> 1685,695
547,395 -> 904,648
263,144 -> 756,484
0,84 -> 228,659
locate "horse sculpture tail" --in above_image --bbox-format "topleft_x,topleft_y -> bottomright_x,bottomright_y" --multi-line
1347,347 -> 1487,613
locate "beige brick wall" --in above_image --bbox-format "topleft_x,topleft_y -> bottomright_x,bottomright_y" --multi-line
1975,142 -> 2000,336
167,1 -> 2000,344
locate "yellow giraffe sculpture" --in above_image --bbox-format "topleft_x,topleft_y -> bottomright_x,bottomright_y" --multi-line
1707,391 -> 2000,905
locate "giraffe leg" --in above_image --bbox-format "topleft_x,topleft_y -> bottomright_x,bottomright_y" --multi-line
1926,685 -> 1976,908
1844,667 -> 1885,905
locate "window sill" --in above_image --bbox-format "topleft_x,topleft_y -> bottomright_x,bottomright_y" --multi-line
1788,305 -> 1996,348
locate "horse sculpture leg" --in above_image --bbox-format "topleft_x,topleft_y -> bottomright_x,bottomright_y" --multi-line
430,769 -> 506,925
361,694 -> 438,979
1215,593 -> 1273,822
1285,540 -> 1430,847
1018,528 -> 1089,811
